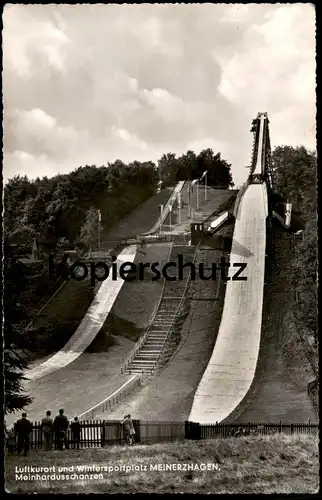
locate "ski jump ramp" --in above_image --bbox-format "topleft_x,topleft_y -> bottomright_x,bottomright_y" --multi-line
189,182 -> 268,423
24,182 -> 183,382
25,246 -> 137,381
141,181 -> 185,236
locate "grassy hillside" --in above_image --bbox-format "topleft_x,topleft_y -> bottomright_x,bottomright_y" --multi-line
5,434 -> 319,494
26,189 -> 174,360
101,188 -> 173,246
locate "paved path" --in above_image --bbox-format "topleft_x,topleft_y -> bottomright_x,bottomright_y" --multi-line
188,183 -> 268,423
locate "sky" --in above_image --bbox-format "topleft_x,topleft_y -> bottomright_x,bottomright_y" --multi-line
3,3 -> 316,187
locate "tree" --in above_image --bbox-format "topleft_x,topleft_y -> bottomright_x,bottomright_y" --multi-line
177,150 -> 198,180
197,149 -> 234,187
271,145 -> 316,216
272,145 -> 317,346
290,213 -> 317,344
157,153 -> 178,187
79,206 -> 100,250
3,240 -> 33,414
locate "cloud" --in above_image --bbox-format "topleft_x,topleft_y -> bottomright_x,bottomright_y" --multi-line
3,3 -> 316,186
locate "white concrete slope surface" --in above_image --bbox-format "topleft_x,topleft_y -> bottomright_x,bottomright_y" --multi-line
207,212 -> 229,233
25,246 -> 137,381
141,181 -> 185,235
189,183 -> 268,423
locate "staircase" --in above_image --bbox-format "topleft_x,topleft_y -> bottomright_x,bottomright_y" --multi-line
123,245 -> 196,374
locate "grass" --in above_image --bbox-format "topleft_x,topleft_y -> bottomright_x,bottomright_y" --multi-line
27,279 -> 94,361
86,313 -> 143,352
5,434 -> 319,494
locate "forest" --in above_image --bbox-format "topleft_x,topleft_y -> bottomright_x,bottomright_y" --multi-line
271,145 -> 317,347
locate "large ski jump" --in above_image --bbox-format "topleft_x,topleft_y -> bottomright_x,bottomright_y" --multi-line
189,112 -> 269,423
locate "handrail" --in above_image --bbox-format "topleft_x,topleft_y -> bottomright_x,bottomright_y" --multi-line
75,374 -> 142,421
233,181 -> 249,219
141,181 -> 186,236
122,242 -> 174,372
151,242 -> 200,373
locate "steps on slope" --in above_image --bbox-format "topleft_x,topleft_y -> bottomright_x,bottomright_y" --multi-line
123,245 -> 196,374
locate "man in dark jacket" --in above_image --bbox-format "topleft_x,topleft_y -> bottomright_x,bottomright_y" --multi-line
41,410 -> 54,451
53,409 -> 69,450
14,413 -> 33,456
70,417 -> 81,449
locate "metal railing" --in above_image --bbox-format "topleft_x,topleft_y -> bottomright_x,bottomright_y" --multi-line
233,181 -> 249,218
122,243 -> 174,373
76,375 -> 143,420
150,242 -> 200,373
141,181 -> 186,236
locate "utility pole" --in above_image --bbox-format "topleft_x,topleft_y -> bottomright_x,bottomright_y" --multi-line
191,179 -> 198,216
159,204 -> 163,234
196,181 -> 199,210
188,185 -> 191,218
178,191 -> 182,225
97,209 -> 101,249
205,171 -> 208,201
169,204 -> 172,231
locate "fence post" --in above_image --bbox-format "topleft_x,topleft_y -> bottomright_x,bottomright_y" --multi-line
185,421 -> 200,440
101,420 -> 105,447
135,419 -> 140,444
195,422 -> 201,440
184,420 -> 190,440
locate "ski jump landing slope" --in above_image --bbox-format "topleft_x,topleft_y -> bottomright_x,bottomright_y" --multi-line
25,246 -> 137,381
189,182 -> 268,423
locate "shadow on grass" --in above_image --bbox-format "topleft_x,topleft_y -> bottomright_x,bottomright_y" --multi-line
26,279 -> 95,361
86,313 -> 143,353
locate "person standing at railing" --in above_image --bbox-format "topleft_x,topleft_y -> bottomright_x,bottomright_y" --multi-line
6,426 -> 16,454
70,417 -> 81,449
41,410 -> 54,451
121,415 -> 133,445
53,409 -> 69,450
14,413 -> 33,456
128,415 -> 136,444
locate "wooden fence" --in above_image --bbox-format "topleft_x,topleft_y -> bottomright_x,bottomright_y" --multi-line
189,421 -> 319,440
6,420 -> 319,451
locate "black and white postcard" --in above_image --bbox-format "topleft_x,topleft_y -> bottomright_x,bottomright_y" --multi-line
3,3 -> 318,494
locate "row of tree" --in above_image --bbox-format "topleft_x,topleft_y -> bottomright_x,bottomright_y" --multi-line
158,149 -> 234,188
271,145 -> 317,345
4,161 -> 159,254
4,149 -> 234,255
